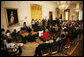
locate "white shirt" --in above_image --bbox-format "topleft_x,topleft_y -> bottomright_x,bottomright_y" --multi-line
6,43 -> 17,52
39,20 -> 41,23
56,37 -> 61,42
32,21 -> 35,24
39,31 -> 43,37
6,43 -> 15,49
6,33 -> 10,37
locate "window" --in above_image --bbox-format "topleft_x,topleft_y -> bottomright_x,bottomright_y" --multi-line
79,10 -> 82,20
65,12 -> 68,20
64,9 -> 70,20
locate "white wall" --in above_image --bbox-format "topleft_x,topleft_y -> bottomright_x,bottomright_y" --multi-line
1,1 -> 83,32
1,1 -> 57,32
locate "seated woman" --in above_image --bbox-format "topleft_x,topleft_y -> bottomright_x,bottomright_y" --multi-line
65,35 -> 70,48
6,30 -> 12,39
42,29 -> 50,40
1,28 -> 5,36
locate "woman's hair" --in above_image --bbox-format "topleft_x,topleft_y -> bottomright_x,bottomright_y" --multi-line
1,28 -> 5,32
7,39 -> 13,43
6,30 -> 10,33
61,34 -> 65,38
14,29 -> 16,32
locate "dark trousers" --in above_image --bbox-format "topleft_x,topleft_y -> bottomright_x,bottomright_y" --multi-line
34,47 -> 42,56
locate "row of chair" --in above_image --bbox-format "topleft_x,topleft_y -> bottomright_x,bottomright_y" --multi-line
35,38 -> 67,56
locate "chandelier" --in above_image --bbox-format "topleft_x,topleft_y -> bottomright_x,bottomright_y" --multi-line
75,3 -> 80,12
59,1 -> 70,10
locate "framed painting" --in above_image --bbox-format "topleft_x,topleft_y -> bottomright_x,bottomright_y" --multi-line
5,8 -> 20,27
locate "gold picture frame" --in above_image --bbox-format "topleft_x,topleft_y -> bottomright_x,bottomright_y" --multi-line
5,8 -> 20,28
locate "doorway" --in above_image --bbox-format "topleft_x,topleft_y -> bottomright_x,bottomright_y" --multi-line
49,11 -> 53,20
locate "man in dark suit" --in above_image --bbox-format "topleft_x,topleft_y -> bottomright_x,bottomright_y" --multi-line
42,18 -> 45,26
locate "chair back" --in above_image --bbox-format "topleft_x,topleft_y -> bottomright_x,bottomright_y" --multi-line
41,43 -> 50,56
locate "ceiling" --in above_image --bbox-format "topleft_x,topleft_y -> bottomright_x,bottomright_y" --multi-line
40,1 -> 83,9
40,1 -> 83,5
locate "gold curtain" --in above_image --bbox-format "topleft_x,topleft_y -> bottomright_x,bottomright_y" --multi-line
57,10 -> 59,18
76,12 -> 79,20
30,5 -> 42,21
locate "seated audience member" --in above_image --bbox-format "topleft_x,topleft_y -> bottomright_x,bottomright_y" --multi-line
6,30 -> 11,39
55,24 -> 58,33
50,26 -> 55,33
1,28 -> 5,36
27,26 -> 32,33
41,25 -> 45,32
1,38 -> 9,56
65,35 -> 70,48
12,29 -> 20,42
6,39 -> 22,55
1,36 -> 7,49
34,40 -> 50,56
42,29 -> 50,40
23,22 -> 27,30
12,29 -> 17,36
39,30 -> 43,37
16,31 -> 23,42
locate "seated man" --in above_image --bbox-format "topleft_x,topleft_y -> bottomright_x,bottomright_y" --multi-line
27,26 -> 32,33
23,22 -> 27,30
50,26 -> 56,33
12,29 -> 17,36
6,39 -> 22,56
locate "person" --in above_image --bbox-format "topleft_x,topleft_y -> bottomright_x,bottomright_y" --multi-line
39,19 -> 41,26
50,26 -> 55,33
34,39 -> 50,56
27,26 -> 32,33
35,19 -> 37,27
12,29 -> 17,36
48,19 -> 50,26
1,28 -> 6,37
6,39 -> 22,55
23,22 -> 27,29
42,18 -> 45,26
42,29 -> 50,40
55,24 -> 58,33
39,30 -> 43,37
65,37 -> 70,48
32,19 -> 35,29
45,19 -> 47,26
11,29 -> 18,42
6,30 -> 11,39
